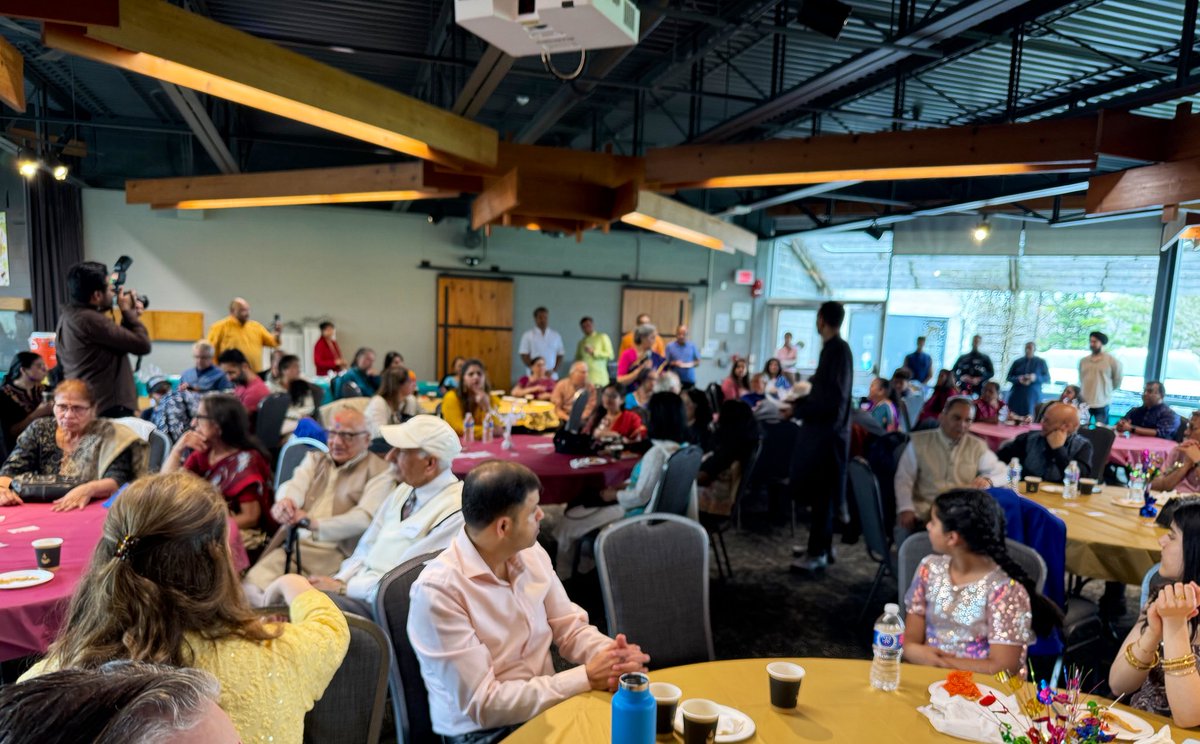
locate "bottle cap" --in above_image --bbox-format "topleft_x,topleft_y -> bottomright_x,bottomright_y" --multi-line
884,602 -> 900,614
619,672 -> 649,692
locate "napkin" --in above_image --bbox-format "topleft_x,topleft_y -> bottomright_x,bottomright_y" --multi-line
918,695 -> 1005,744
1138,725 -> 1174,743
569,457 -> 607,469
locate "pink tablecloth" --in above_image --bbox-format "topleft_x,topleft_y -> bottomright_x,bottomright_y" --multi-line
451,434 -> 638,505
969,422 -> 1177,466
0,502 -> 106,661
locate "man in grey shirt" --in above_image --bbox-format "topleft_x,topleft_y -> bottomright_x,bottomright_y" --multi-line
1078,331 -> 1122,426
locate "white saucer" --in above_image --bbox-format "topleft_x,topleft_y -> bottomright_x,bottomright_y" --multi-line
673,702 -> 755,743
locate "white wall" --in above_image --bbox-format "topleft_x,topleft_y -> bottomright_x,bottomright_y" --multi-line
81,189 -> 759,386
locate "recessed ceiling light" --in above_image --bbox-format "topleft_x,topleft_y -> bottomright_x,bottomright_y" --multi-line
933,270 -> 942,278
516,95 -> 530,106
329,45 -> 356,54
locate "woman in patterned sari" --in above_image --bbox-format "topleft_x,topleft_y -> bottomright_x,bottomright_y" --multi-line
163,393 -> 273,548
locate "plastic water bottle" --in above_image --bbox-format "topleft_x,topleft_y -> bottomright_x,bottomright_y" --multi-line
870,603 -> 905,691
1007,458 -> 1022,490
611,672 -> 654,744
998,404 -> 1009,424
482,415 -> 494,443
462,413 -> 474,445
1063,460 -> 1080,499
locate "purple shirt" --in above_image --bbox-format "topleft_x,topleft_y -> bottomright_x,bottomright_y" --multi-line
1126,403 -> 1181,440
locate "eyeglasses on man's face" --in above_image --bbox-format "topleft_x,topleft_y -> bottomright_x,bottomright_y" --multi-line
328,430 -> 369,441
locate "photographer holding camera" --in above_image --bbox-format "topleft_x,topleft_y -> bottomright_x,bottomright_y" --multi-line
55,261 -> 152,418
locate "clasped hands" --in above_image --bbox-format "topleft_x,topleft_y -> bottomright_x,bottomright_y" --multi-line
1146,581 -> 1200,636
585,633 -> 651,691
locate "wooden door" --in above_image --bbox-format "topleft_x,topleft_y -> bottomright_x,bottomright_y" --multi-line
436,276 -> 513,389
621,288 -> 691,341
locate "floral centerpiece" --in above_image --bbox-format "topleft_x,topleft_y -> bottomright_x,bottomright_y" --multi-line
1128,450 -> 1165,517
978,667 -> 1118,744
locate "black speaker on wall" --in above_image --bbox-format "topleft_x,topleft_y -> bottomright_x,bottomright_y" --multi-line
795,0 -> 852,40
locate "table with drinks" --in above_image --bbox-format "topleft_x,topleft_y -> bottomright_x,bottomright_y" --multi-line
970,422 -> 1177,467
503,657 -> 1183,742
451,434 -> 638,506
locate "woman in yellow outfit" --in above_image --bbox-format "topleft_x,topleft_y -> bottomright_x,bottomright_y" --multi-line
19,472 -> 350,744
440,358 -> 501,437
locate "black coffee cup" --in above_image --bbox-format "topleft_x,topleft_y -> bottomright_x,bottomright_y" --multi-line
767,662 -> 805,709
650,682 -> 681,737
680,699 -> 720,744
1079,478 -> 1098,495
1024,476 -> 1042,494
33,537 -> 63,571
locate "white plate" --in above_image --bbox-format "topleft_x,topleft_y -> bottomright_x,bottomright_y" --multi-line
928,680 -> 1011,707
1111,497 -> 1144,509
1078,706 -> 1154,741
673,702 -> 755,743
1039,484 -> 1063,494
0,568 -> 53,589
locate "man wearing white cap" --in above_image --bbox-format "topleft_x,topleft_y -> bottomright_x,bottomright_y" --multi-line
307,414 -> 464,615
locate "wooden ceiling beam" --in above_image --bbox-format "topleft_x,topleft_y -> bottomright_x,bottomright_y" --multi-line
621,191 -> 757,255
42,0 -> 497,168
0,37 -> 25,112
470,167 -> 627,230
1086,157 -> 1200,216
645,117 -> 1107,190
126,162 -> 458,209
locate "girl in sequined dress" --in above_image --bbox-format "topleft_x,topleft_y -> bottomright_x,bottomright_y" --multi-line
1109,499 -> 1200,728
903,489 -> 1062,675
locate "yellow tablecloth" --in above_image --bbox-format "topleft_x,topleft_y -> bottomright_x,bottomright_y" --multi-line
1019,482 -> 1166,585
504,658 -> 1185,742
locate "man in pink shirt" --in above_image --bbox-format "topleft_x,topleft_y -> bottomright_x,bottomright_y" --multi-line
218,348 -> 271,417
408,460 -> 650,742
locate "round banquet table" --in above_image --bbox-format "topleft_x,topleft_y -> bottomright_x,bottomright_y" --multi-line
503,658 -> 1184,743
1016,481 -> 1166,586
451,434 -> 638,505
970,422 -> 1177,466
0,501 -> 106,662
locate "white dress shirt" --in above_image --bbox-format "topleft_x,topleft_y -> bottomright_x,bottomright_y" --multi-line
332,468 -> 462,602
518,327 -> 565,374
408,529 -> 612,735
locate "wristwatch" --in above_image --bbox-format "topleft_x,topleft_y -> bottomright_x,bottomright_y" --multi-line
337,581 -> 347,596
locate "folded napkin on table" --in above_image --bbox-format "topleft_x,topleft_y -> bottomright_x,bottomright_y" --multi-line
569,457 -> 607,469
1138,725 -> 1174,743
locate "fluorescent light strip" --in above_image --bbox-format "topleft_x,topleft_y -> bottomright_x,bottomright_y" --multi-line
621,211 -> 727,252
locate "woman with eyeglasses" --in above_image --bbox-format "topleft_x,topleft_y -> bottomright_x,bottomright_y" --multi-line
0,379 -> 144,510
163,394 -> 273,544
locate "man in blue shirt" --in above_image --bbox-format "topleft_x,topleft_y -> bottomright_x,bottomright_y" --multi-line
1006,341 -> 1050,418
179,340 -> 233,392
664,323 -> 701,389
903,336 -> 933,387
1116,381 -> 1181,440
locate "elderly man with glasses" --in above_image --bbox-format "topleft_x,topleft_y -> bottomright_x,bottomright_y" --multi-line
179,340 -> 233,393
242,407 -> 390,603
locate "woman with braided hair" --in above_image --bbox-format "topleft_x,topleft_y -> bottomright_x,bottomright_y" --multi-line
902,489 -> 1061,675
18,472 -> 350,744
1109,499 -> 1200,727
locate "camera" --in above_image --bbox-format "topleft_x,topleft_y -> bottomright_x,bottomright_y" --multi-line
110,255 -> 149,309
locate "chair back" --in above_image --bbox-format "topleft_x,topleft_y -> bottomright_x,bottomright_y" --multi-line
374,551 -> 441,744
898,532 -> 1047,606
734,438 -> 765,505
1078,427 -> 1115,479
757,420 -> 799,485
903,392 -> 925,430
147,428 -> 170,473
256,393 -> 292,451
705,382 -> 723,412
318,397 -> 371,427
596,513 -> 714,667
1140,562 -> 1162,609
274,436 -> 328,492
646,445 -> 703,517
304,613 -> 391,744
567,388 -> 590,432
848,457 -> 890,564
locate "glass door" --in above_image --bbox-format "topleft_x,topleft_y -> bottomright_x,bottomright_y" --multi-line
771,302 -> 884,398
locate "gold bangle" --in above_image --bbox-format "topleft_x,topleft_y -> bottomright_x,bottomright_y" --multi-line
1125,642 -> 1160,671
1165,664 -> 1198,677
1161,652 -> 1197,667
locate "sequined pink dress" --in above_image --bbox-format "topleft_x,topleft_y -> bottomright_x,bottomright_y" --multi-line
905,554 -> 1034,664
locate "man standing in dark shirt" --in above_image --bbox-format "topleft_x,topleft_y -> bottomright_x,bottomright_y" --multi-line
952,335 -> 994,396
904,336 -> 933,387
55,261 -> 151,417
789,301 -> 853,575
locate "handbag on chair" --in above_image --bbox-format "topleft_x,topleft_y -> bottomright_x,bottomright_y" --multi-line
10,474 -> 86,503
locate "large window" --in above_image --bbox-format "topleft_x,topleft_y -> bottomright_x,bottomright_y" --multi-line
1164,247 -> 1200,415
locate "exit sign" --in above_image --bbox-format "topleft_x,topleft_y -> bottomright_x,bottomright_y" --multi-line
734,269 -> 755,285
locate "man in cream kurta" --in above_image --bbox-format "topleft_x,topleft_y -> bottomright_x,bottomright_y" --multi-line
307,415 -> 465,614
243,409 -> 390,601
895,396 -> 1007,533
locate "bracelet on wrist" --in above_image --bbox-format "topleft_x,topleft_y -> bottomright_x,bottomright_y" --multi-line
1124,642 -> 1160,671
1161,652 -> 1197,671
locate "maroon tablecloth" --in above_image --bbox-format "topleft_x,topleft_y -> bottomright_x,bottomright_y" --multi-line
0,502 -> 105,662
451,434 -> 638,505
970,422 -> 1177,466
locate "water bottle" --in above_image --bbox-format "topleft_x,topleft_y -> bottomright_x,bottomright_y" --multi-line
482,415 -> 494,443
1063,460 -> 1080,499
1007,458 -> 1022,490
1078,405 -> 1090,426
611,672 -> 655,744
462,413 -> 474,445
998,404 -> 1009,424
870,603 -> 905,691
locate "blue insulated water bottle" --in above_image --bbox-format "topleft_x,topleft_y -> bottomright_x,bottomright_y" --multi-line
612,672 -> 655,744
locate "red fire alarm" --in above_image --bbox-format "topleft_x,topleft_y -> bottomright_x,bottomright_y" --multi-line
734,269 -> 755,285
750,278 -> 764,297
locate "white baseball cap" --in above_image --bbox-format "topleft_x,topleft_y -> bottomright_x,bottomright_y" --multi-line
379,415 -> 462,461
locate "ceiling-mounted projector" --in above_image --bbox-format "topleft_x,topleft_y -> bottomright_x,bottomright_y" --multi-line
456,0 -> 640,58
